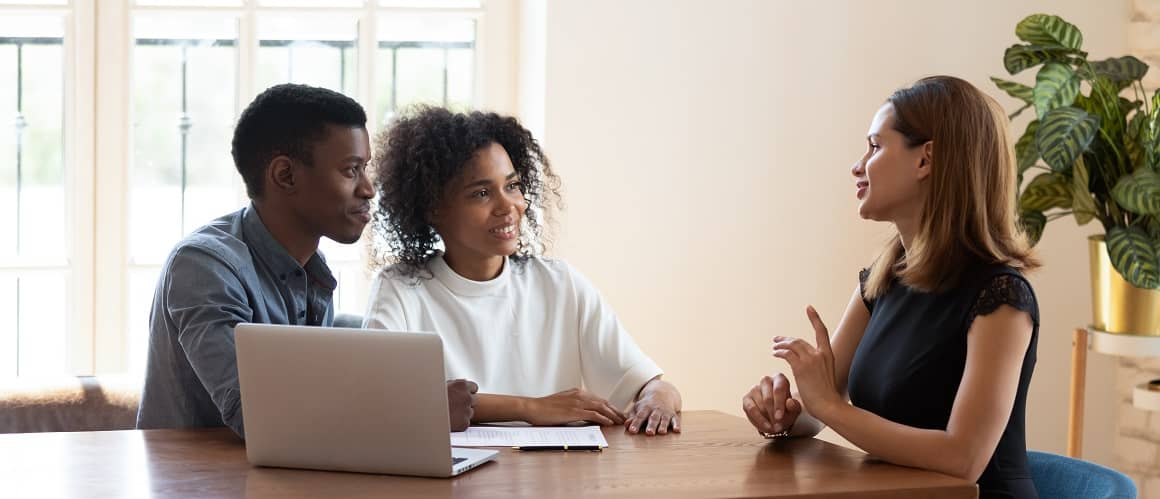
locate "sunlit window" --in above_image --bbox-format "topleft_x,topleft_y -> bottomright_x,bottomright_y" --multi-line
0,0 -> 489,377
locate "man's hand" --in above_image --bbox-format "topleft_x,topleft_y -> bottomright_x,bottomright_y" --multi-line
625,378 -> 682,435
525,388 -> 626,426
447,379 -> 479,431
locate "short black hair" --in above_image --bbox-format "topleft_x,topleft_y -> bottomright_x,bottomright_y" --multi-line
231,83 -> 367,199
372,106 -> 562,277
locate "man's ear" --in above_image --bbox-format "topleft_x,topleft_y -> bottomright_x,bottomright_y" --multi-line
916,141 -> 933,181
267,155 -> 297,194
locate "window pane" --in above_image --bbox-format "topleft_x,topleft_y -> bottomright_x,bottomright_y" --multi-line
395,48 -> 443,108
128,267 -> 161,377
379,0 -> 480,7
17,272 -> 68,376
183,42 -> 241,235
136,0 -> 242,5
0,276 -> 14,376
330,261 -> 367,314
373,40 -> 395,126
260,0 -> 364,6
20,44 -> 66,261
318,227 -> 364,267
0,0 -> 67,5
256,16 -> 357,96
135,14 -> 237,41
378,15 -> 474,43
0,45 -> 16,261
376,16 -> 474,123
446,48 -> 473,109
0,16 -> 66,263
0,16 -> 69,378
130,15 -> 239,265
129,42 -> 182,263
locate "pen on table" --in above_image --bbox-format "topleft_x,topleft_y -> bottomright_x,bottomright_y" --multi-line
513,445 -> 603,451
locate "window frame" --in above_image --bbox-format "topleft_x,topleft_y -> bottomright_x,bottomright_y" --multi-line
0,0 -> 518,376
0,1 -> 95,375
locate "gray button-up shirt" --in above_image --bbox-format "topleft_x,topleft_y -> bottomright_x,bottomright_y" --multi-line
136,205 -> 336,437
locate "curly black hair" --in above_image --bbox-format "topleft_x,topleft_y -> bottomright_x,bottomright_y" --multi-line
231,83 -> 366,199
371,106 -> 562,277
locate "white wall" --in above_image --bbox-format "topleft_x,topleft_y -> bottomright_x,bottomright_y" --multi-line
536,0 -> 1127,466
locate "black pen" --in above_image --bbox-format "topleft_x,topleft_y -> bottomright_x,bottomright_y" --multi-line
513,445 -> 603,451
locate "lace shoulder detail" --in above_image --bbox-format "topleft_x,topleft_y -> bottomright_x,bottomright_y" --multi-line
968,273 -> 1038,325
858,268 -> 873,313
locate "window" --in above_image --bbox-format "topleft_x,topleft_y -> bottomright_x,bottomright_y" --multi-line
0,0 -> 510,377
0,13 -> 70,377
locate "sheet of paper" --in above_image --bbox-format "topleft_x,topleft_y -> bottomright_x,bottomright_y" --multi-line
450,426 -> 609,448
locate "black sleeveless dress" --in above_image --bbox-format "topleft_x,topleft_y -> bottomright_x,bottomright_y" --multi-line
848,263 -> 1039,499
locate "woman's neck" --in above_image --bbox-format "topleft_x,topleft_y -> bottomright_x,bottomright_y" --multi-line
894,216 -> 919,257
442,251 -> 506,281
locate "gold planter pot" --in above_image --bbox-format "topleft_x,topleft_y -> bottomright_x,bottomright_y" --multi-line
1089,235 -> 1160,336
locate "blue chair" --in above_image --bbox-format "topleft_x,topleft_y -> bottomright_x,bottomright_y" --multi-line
1028,450 -> 1137,499
333,313 -> 364,329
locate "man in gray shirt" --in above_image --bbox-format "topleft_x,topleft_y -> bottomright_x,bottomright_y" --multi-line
137,84 -> 477,437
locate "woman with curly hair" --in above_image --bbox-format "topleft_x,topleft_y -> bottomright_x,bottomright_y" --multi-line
364,106 -> 682,435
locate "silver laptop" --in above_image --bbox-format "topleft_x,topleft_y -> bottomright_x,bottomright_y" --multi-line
235,323 -> 497,477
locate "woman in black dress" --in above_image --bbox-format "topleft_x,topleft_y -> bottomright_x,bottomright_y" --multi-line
741,75 -> 1040,499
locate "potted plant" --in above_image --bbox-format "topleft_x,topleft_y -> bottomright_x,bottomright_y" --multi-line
992,13 -> 1160,335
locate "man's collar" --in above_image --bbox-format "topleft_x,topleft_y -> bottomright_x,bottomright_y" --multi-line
242,203 -> 337,290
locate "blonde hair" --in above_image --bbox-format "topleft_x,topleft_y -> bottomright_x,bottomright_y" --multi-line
863,75 -> 1040,299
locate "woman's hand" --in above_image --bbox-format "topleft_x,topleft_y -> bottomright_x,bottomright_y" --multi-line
625,378 -> 682,435
771,306 -> 843,419
525,388 -> 626,426
742,373 -> 801,435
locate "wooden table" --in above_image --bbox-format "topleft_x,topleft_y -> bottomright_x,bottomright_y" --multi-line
0,410 -> 976,498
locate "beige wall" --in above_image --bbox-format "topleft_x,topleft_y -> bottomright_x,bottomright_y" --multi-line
535,0 -> 1127,467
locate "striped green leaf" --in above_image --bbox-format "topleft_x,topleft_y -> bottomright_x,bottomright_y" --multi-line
1016,14 -> 1083,50
1019,210 -> 1046,246
1009,104 -> 1033,120
1149,90 -> 1160,170
1036,107 -> 1099,173
1111,168 -> 1160,215
1154,234 -> 1160,269
991,77 -> 1033,103
1121,98 -> 1144,116
1149,220 -> 1160,276
1004,44 -> 1081,75
1127,111 -> 1147,169
1071,157 -> 1096,225
1091,56 -> 1149,82
1087,77 -> 1127,146
1020,172 -> 1072,211
1033,63 -> 1080,119
1015,120 -> 1040,175
1106,226 -> 1160,289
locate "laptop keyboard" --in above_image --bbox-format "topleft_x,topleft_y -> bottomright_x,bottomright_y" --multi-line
452,457 -> 468,465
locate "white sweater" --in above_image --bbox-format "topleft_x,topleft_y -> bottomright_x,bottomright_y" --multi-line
364,255 -> 663,411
